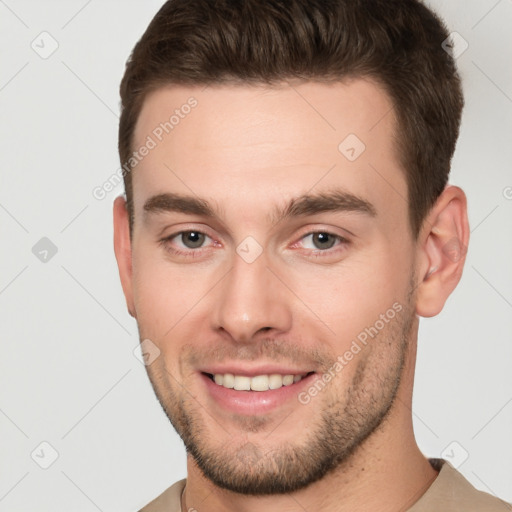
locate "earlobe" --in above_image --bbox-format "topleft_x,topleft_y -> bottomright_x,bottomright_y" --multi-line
113,195 -> 136,318
415,186 -> 469,318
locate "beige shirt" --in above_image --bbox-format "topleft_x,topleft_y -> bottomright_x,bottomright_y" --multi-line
139,459 -> 511,511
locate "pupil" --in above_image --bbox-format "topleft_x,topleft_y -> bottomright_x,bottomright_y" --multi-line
184,231 -> 204,248
314,232 -> 335,249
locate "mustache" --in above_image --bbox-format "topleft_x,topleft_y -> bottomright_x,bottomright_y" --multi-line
184,337 -> 334,371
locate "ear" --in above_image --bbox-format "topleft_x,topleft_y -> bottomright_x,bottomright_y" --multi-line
113,195 -> 136,318
415,185 -> 470,317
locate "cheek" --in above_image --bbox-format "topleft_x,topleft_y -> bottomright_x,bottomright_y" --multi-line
286,247 -> 410,345
131,246 -> 203,340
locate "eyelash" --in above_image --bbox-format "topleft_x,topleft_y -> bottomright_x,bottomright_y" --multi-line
158,229 -> 350,259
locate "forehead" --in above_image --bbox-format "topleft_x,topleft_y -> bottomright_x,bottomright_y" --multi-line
131,80 -> 407,232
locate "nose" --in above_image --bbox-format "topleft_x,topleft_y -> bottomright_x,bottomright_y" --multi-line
211,248 -> 292,343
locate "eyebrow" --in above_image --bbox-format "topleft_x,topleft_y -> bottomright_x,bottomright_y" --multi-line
143,188 -> 377,226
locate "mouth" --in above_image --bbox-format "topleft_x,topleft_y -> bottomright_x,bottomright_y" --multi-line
199,370 -> 318,415
203,371 -> 316,391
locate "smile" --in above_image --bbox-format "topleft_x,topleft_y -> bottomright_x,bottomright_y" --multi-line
206,372 -> 314,392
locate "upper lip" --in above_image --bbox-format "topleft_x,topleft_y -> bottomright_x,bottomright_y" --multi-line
199,364 -> 315,377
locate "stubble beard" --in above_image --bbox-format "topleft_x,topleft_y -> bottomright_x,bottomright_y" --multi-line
143,278 -> 416,495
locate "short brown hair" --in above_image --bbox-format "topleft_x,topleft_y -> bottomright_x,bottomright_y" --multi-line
119,0 -> 463,238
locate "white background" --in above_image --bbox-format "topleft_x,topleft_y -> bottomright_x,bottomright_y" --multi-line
1,1 -> 511,510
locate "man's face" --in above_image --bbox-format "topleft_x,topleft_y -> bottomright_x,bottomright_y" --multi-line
125,80 -> 420,493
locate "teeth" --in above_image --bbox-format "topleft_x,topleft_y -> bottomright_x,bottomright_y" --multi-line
211,372 -> 308,391
282,375 -> 294,386
222,373 -> 234,389
269,374 -> 283,390
234,375 -> 251,391
250,375 -> 269,391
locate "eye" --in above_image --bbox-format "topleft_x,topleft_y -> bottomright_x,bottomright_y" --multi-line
294,230 -> 349,258
300,232 -> 340,250
175,231 -> 209,249
159,228 -> 349,260
159,230 -> 214,256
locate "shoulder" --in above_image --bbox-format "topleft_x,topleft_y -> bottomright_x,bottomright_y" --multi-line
409,459 -> 511,512
138,479 -> 186,512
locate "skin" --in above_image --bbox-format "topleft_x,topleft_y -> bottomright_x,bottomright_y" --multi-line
113,79 -> 469,512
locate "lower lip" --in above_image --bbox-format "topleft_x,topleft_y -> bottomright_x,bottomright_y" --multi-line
200,372 -> 317,415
